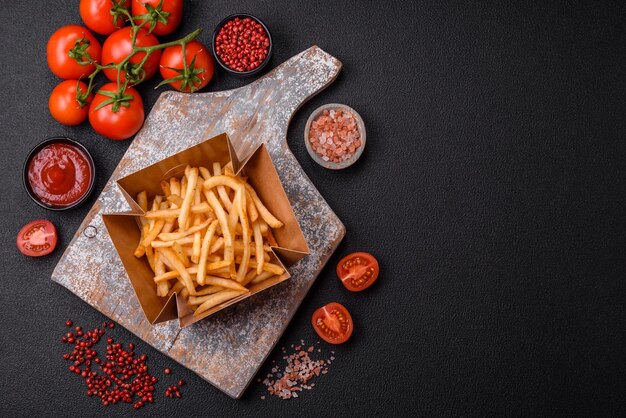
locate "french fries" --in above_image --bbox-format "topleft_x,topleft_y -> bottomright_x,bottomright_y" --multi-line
133,162 -> 285,317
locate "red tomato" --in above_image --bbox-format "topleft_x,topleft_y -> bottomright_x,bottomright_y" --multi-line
47,25 -> 101,79
159,41 -> 214,92
89,82 -> 144,140
101,27 -> 161,83
80,0 -> 130,35
336,252 -> 379,292
132,0 -> 183,36
49,80 -> 92,126
311,302 -> 354,344
17,220 -> 58,257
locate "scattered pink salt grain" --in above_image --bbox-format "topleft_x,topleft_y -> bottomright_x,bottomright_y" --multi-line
308,108 -> 362,164
261,341 -> 333,400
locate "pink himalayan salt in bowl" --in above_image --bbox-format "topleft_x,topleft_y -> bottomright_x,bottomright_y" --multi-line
304,103 -> 366,170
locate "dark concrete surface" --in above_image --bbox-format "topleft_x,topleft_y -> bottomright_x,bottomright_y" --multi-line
1,1 -> 625,416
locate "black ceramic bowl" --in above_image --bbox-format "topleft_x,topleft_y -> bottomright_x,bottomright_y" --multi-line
211,13 -> 273,77
23,137 -> 96,211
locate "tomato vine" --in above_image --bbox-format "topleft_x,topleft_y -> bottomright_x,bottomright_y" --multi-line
70,0 -> 201,112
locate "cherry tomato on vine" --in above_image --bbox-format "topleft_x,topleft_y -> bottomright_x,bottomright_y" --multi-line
16,220 -> 58,257
102,27 -> 161,83
80,0 -> 130,35
47,25 -> 101,79
159,41 -> 214,92
336,252 -> 380,292
132,0 -> 183,36
49,80 -> 92,126
89,82 -> 145,140
311,302 -> 354,344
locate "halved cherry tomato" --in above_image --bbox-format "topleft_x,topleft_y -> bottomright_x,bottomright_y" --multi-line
132,0 -> 183,36
101,27 -> 161,83
89,82 -> 144,140
49,80 -> 92,126
337,252 -> 379,292
47,25 -> 101,79
159,41 -> 214,92
80,0 -> 130,35
311,302 -> 353,344
17,220 -> 58,257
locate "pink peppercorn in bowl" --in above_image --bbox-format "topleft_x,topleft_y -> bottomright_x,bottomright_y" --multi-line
211,13 -> 273,77
304,104 -> 366,170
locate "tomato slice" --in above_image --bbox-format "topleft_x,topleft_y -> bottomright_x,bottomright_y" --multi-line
16,220 -> 58,257
311,302 -> 353,344
337,252 -> 379,292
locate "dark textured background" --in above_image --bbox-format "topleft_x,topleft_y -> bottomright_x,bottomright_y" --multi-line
1,1 -> 625,416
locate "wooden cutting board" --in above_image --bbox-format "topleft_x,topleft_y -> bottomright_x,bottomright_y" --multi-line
51,46 -> 345,399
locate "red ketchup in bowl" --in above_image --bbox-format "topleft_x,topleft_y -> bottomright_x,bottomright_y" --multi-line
27,142 -> 92,208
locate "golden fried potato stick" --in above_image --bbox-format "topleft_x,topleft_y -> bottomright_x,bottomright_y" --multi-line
193,285 -> 224,297
187,288 -> 235,305
157,218 -> 211,241
203,175 -> 242,192
247,191 -> 259,223
193,290 -> 247,316
234,187 -> 251,282
204,190 -> 233,262
209,236 -> 224,254
244,259 -> 285,275
137,191 -> 148,213
252,220 -> 264,274
242,182 -> 283,228
167,195 -> 184,207
160,180 -> 171,197
134,223 -> 150,258
202,276 -> 247,291
228,198 -> 239,235
203,175 -> 242,234
150,236 -> 195,248
206,260 -> 231,271
145,244 -> 156,272
170,177 -> 181,197
172,241 -> 190,268
206,269 -> 231,279
242,269 -> 257,286
181,176 -> 187,198
232,241 -> 270,260
191,181 -> 204,263
164,179 -> 181,232
242,270 -> 273,286
234,222 -> 268,236
167,281 -> 184,298
266,227 -> 278,247
212,163 -> 233,211
223,161 -> 234,176
215,172 -> 259,223
197,220 -> 219,285
198,166 -> 211,181
155,254 -> 169,297
154,265 -> 199,283
159,248 -> 196,296
187,291 -> 227,305
142,201 -> 168,247
148,196 -> 158,230
178,167 -> 198,231
144,202 -> 212,219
